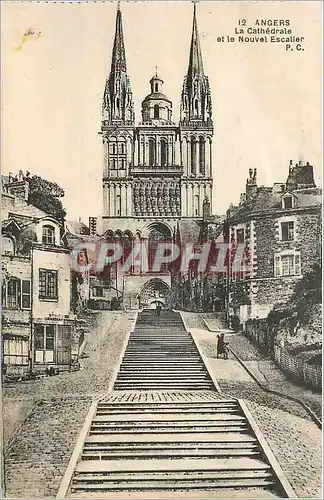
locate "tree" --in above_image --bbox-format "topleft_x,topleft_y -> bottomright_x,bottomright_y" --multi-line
27,175 -> 66,222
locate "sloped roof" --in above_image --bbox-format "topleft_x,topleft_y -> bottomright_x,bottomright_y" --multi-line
142,92 -> 172,104
229,185 -> 321,222
2,219 -> 22,232
66,220 -> 89,236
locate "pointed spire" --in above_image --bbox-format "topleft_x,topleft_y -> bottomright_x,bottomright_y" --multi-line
180,2 -> 212,125
102,3 -> 134,126
188,2 -> 204,78
110,3 -> 127,74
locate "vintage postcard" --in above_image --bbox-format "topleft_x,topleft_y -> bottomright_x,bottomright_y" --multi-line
1,1 -> 322,499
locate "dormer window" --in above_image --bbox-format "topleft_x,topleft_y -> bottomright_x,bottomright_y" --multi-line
42,225 -> 55,245
282,194 -> 294,209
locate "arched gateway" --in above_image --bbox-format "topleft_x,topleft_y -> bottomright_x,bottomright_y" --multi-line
139,278 -> 171,309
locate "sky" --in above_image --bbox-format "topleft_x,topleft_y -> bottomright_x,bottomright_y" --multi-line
1,1 -> 322,222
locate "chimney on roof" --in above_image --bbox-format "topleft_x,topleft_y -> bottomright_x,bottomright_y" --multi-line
5,172 -> 29,201
239,192 -> 246,204
286,159 -> 316,191
246,167 -> 258,201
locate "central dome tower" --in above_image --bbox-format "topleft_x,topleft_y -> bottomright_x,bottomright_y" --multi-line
141,73 -> 173,124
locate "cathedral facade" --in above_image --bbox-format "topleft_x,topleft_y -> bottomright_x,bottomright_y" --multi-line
100,4 -> 214,308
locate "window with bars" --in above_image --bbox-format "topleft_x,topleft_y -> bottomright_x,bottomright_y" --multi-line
274,253 -> 301,277
281,221 -> 294,241
34,324 -> 55,363
42,225 -> 55,245
39,269 -> 58,300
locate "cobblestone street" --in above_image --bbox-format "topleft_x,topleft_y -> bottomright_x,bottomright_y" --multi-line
182,312 -> 322,498
3,311 -> 136,498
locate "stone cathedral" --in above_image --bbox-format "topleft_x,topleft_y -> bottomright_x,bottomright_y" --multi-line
99,4 -> 214,308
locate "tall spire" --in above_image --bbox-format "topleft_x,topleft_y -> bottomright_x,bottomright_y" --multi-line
110,4 -> 126,74
102,3 -> 134,126
188,2 -> 204,79
180,3 -> 212,125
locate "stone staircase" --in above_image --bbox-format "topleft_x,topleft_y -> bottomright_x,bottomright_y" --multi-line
114,310 -> 214,391
70,395 -> 278,497
64,311 -> 293,498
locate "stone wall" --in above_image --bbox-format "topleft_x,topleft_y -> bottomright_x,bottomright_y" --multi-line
254,216 -> 277,278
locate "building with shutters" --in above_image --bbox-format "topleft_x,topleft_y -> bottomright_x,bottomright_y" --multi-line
224,160 -> 322,327
1,173 -> 78,376
98,3 -> 214,308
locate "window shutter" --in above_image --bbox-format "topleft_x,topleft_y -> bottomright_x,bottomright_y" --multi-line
274,256 -> 281,277
2,283 -> 7,309
17,279 -> 21,308
56,325 -> 71,365
21,280 -> 31,309
295,254 -> 301,275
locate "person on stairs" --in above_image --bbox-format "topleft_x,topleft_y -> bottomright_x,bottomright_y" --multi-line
217,333 -> 228,359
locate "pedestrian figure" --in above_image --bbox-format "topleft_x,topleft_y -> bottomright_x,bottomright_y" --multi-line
217,333 -> 228,359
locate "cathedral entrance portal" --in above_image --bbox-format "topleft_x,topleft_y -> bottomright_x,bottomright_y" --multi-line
139,278 -> 171,309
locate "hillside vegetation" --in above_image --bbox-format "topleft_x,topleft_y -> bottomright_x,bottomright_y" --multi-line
267,263 -> 322,348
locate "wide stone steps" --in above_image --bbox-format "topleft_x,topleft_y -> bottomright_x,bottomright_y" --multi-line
66,312 -> 289,498
114,311 -> 213,391
69,396 -> 279,497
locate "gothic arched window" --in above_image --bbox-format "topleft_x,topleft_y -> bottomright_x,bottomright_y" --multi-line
154,105 -> 160,119
149,139 -> 156,166
194,195 -> 200,216
191,139 -> 197,174
116,195 -> 121,216
161,139 -> 168,167
199,137 -> 205,175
